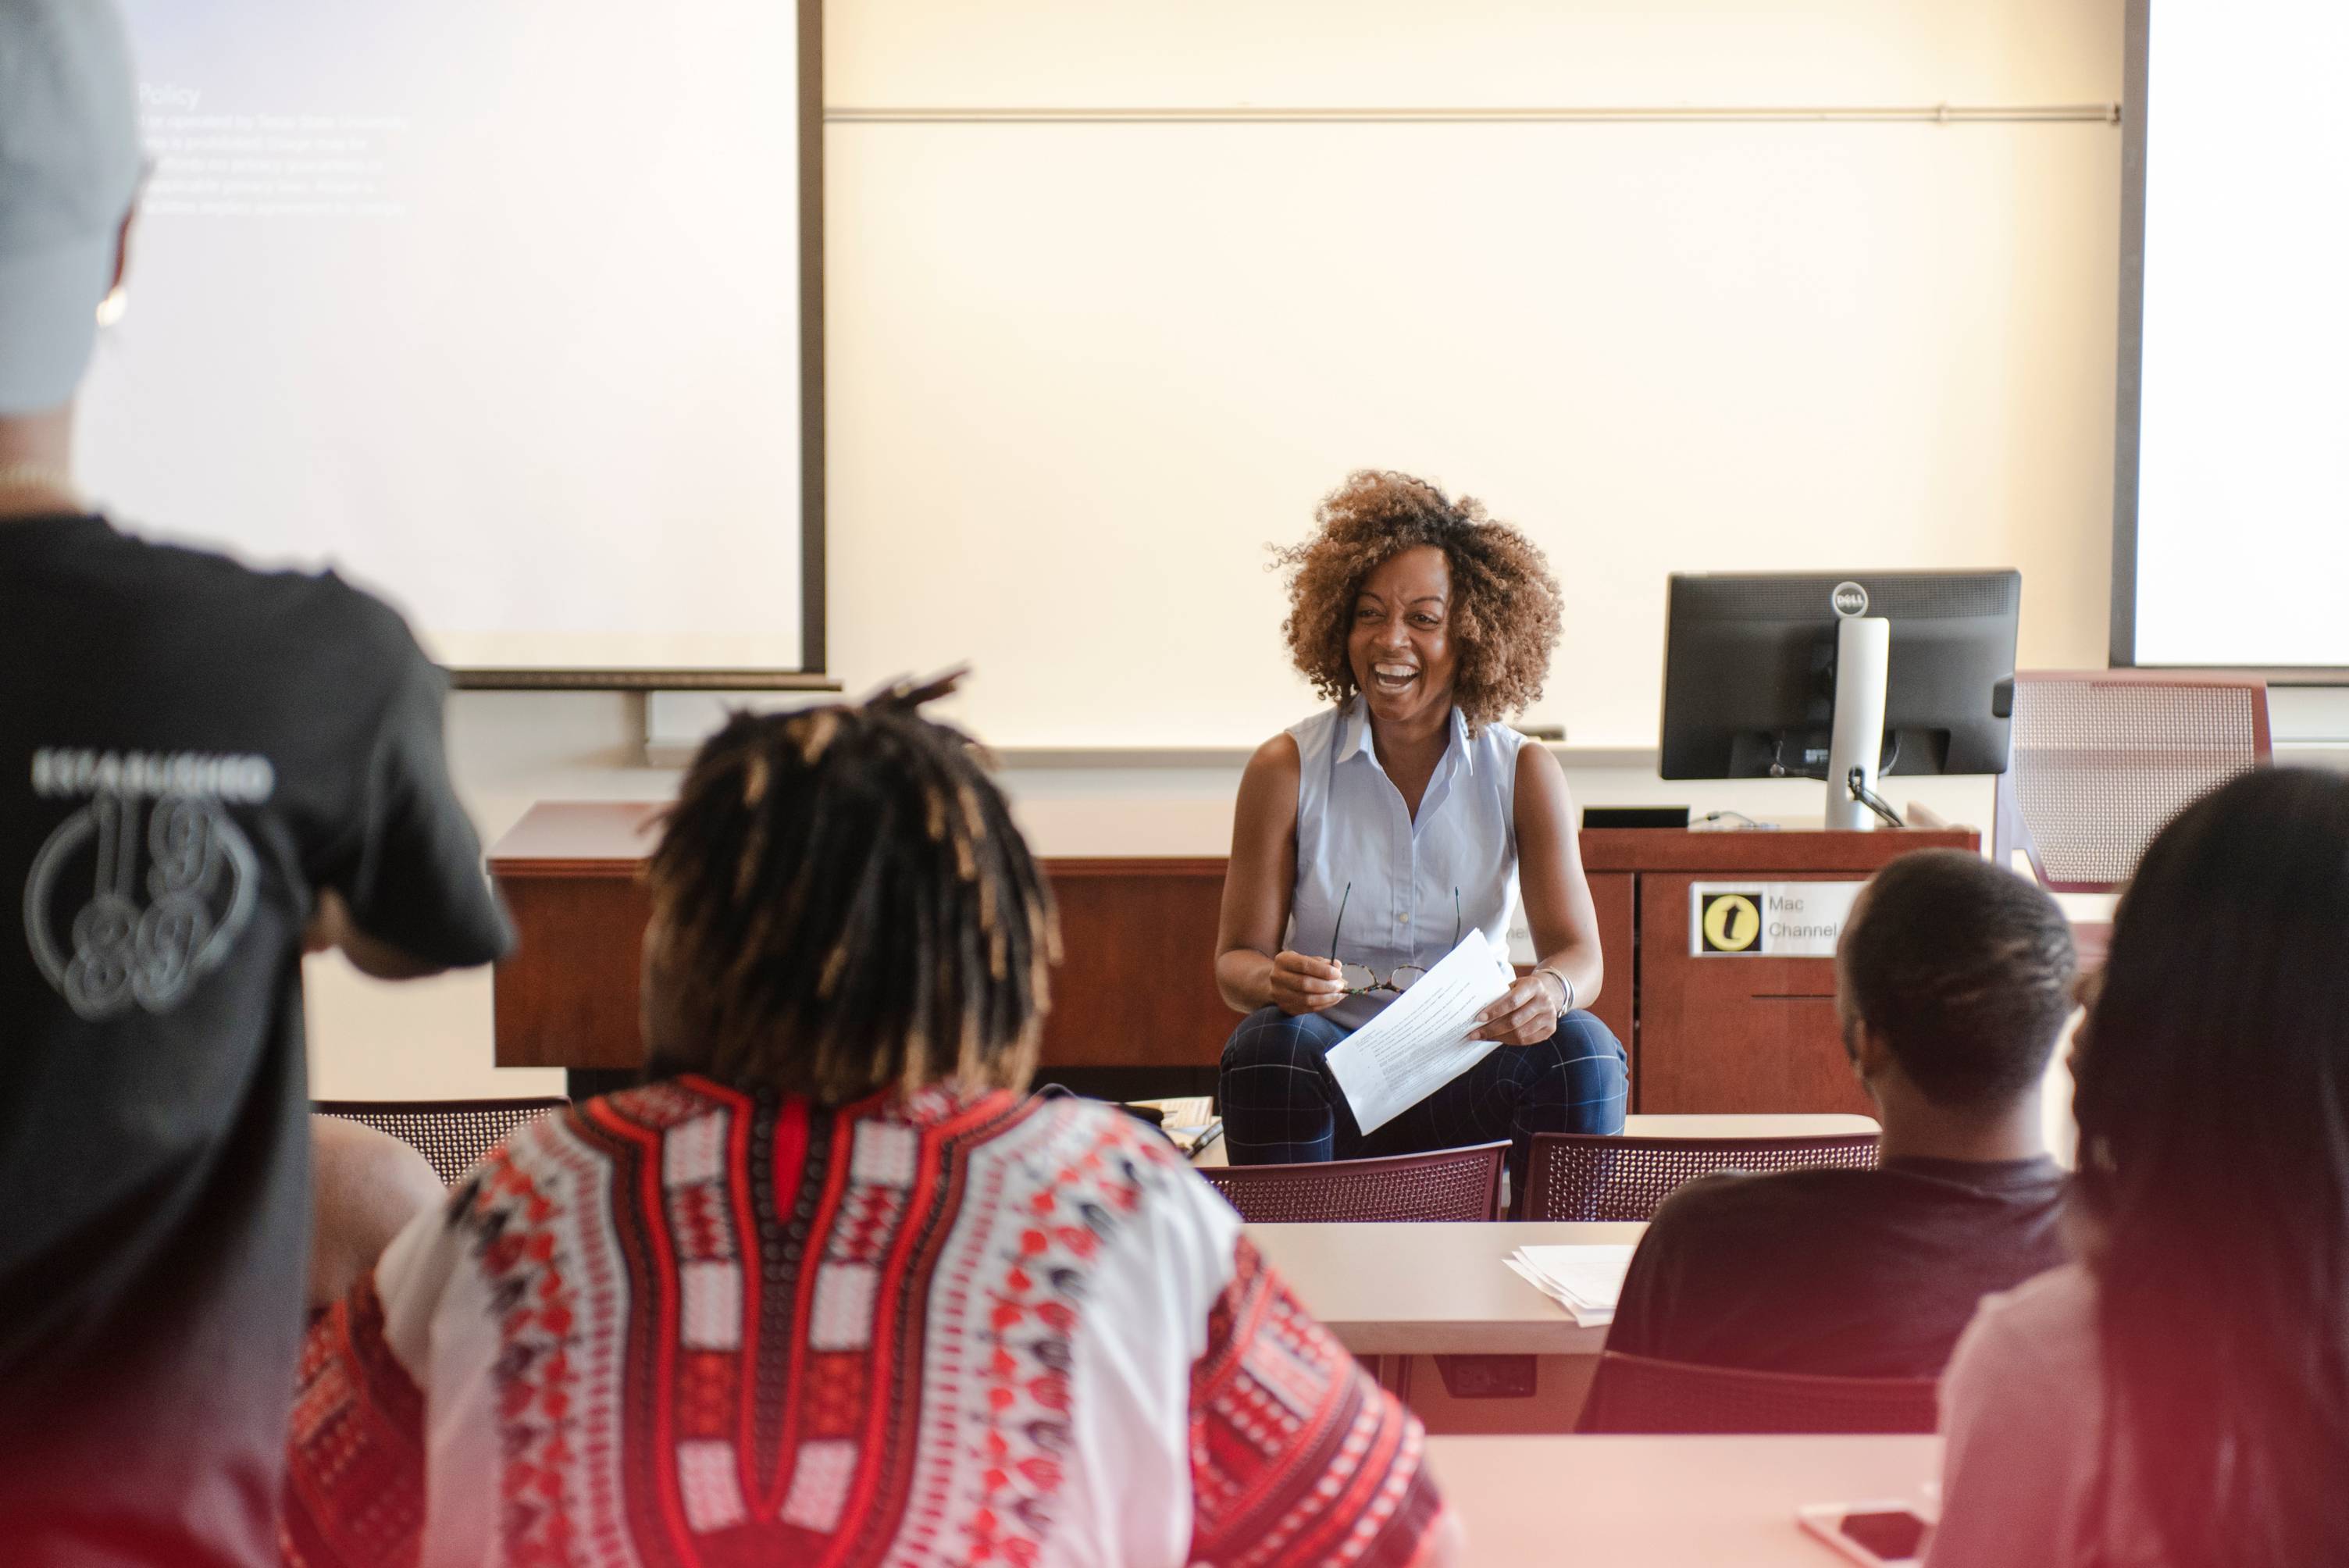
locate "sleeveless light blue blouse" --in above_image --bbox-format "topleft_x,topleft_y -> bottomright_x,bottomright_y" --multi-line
1285,697 -> 1528,1031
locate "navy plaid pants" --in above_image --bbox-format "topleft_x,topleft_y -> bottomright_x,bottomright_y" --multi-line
1217,1005 -> 1627,1182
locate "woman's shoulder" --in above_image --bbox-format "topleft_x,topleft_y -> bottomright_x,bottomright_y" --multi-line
1235,732 -> 1303,827
1248,729 -> 1305,776
1973,1261 -> 2099,1345
1929,1264 -> 2112,1568
1282,701 -> 1347,761
1236,714 -> 1321,810
1948,1262 -> 2101,1404
1468,711 -> 1536,774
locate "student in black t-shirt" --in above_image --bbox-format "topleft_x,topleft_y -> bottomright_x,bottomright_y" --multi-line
1606,849 -> 2077,1379
0,5 -> 513,1563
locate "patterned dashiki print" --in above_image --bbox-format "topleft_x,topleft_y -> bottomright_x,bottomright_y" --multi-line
283,1077 -> 1443,1567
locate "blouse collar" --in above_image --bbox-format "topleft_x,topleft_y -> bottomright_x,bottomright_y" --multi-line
1336,695 -> 1474,777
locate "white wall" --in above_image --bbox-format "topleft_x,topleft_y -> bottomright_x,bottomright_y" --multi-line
308,0 -> 2132,1096
824,0 -> 2124,749
822,0 -> 2116,110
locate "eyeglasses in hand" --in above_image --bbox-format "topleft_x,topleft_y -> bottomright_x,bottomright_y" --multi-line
1326,882 -> 1462,996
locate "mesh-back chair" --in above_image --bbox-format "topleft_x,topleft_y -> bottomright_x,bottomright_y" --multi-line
312,1097 -> 569,1187
1517,1131 -> 1879,1221
1575,1350 -> 1940,1434
1199,1141 -> 1506,1223
1992,670 -> 2269,893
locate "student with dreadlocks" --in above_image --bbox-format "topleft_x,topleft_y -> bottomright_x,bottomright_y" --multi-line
283,679 -> 1462,1568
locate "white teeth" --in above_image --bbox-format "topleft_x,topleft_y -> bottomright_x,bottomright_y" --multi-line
1374,665 -> 1416,679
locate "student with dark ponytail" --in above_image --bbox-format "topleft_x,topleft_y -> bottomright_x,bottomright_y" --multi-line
1927,766 -> 2349,1568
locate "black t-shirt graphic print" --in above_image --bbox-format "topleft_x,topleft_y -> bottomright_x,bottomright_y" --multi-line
0,514 -> 513,1568
23,747 -> 276,1022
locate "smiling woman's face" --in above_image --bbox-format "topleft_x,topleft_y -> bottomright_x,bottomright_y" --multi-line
1347,544 -> 1458,729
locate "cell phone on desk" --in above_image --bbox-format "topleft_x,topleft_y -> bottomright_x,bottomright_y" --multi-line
1796,1502 -> 1933,1566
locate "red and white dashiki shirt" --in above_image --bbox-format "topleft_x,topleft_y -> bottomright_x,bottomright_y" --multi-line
283,1076 -> 1444,1567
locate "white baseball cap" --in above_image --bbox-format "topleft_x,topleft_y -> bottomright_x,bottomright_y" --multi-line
0,0 -> 141,415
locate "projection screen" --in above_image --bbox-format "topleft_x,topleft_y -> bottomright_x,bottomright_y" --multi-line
77,0 -> 825,685
2113,0 -> 2349,672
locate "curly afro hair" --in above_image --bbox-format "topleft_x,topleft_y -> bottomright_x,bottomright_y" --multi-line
1273,470 -> 1562,729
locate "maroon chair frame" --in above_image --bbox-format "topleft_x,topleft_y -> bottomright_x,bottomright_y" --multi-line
1516,1131 -> 1879,1221
312,1096 -> 569,1188
1199,1141 -> 1507,1223
1575,1349 -> 1939,1434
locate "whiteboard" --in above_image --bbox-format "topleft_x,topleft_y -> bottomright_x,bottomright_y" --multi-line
79,0 -> 813,677
825,116 -> 2121,749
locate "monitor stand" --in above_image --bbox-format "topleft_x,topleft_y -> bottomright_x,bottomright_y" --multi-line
1824,615 -> 1889,830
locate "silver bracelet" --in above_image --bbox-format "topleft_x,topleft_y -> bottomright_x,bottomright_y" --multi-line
1533,965 -> 1575,1018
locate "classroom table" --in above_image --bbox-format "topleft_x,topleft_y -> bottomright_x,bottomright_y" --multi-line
1246,1221 -> 1643,1357
1224,1120 -> 1884,1432
1622,1112 -> 1879,1138
1422,1434 -> 1942,1565
1248,1219 -> 1646,1432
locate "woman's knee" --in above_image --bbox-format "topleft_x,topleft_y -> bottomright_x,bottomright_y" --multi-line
1550,1008 -> 1627,1070
1220,1005 -> 1346,1074
1544,1010 -> 1628,1130
1512,1010 -> 1622,1067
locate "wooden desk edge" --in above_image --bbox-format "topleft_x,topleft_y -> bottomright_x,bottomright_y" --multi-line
1578,826 -> 1977,872
492,858 -> 649,878
1322,1321 -> 1611,1356
490,804 -> 1980,878
488,805 -> 1230,878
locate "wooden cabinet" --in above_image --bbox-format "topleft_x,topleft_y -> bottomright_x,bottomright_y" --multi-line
1581,829 -> 1977,1114
487,806 -> 1239,1076
487,804 -> 658,1072
494,868 -> 653,1071
489,804 -> 1973,1115
1638,873 -> 1868,1115
1031,858 -> 1229,1071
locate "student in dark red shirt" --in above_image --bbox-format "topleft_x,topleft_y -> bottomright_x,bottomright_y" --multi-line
1606,849 -> 2076,1378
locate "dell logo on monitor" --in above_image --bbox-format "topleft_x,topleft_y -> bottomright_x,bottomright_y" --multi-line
1831,581 -> 1870,618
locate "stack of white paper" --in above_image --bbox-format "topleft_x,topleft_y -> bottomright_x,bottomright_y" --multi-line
1504,1244 -> 1637,1327
1324,929 -> 1518,1135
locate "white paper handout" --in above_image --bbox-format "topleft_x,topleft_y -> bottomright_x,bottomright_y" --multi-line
1504,1244 -> 1638,1327
1324,928 -> 1519,1135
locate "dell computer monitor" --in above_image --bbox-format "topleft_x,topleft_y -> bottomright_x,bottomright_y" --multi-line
1659,570 -> 2020,782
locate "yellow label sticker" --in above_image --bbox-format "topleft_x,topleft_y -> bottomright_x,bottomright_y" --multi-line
1689,881 -> 1866,957
1699,892 -> 1763,953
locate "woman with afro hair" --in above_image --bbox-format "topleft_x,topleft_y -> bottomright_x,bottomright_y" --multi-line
1214,472 -> 1626,1182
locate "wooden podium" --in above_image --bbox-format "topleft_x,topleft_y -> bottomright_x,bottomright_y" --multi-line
1577,827 -> 1976,1115
487,804 -> 1970,1114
